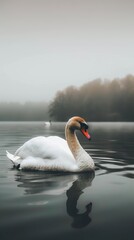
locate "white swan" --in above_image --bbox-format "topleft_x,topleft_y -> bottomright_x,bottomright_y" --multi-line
6,116 -> 94,172
44,120 -> 52,127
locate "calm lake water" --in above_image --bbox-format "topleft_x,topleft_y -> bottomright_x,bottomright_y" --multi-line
0,122 -> 134,240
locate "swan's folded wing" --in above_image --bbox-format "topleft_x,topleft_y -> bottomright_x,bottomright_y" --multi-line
14,136 -> 74,161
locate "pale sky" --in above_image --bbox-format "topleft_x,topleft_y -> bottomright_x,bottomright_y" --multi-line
0,0 -> 134,102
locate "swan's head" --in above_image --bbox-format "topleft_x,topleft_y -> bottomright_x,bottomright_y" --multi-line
67,116 -> 91,140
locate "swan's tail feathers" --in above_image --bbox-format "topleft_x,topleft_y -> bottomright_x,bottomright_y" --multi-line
6,151 -> 20,165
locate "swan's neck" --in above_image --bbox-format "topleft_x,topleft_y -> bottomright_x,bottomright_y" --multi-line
65,125 -> 94,170
65,126 -> 82,160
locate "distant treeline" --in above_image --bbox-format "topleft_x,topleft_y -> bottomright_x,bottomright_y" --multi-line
1,75 -> 134,121
49,75 -> 134,121
0,102 -> 49,121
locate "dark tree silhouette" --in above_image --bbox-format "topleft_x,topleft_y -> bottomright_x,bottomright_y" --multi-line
49,75 -> 134,121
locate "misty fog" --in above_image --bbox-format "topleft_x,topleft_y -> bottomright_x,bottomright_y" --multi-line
0,102 -> 49,121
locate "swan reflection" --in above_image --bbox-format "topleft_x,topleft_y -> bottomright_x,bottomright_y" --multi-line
14,170 -> 95,229
66,173 -> 94,228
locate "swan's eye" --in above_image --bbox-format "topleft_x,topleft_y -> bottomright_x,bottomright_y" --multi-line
80,122 -> 88,130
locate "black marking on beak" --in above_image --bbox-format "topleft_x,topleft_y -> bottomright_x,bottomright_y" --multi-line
80,122 -> 88,131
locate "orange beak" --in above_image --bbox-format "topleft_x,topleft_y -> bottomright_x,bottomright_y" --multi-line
81,128 -> 91,140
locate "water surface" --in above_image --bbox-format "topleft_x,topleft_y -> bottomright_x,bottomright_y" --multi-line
0,122 -> 134,240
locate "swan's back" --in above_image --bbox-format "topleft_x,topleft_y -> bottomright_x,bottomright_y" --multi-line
15,136 -> 74,161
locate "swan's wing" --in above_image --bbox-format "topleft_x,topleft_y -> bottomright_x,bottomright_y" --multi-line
15,136 -> 74,160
